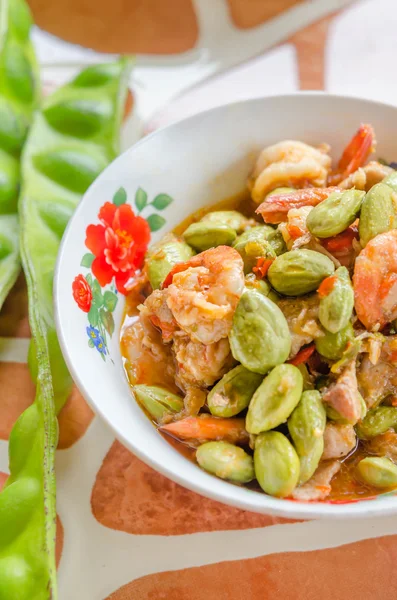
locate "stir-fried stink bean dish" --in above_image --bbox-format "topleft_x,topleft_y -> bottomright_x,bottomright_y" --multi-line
121,124 -> 397,502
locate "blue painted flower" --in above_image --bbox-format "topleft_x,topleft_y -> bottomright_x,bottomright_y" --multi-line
96,336 -> 107,355
86,325 -> 107,355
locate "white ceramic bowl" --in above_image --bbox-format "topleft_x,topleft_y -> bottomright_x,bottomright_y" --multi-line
55,92 -> 397,519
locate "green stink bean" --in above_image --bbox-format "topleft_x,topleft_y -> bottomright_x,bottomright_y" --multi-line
233,226 -> 276,273
196,441 -> 255,483
355,406 -> 397,439
244,272 -> 272,296
268,249 -> 335,296
296,363 -> 315,390
234,225 -> 285,261
147,233 -> 195,290
306,189 -> 365,238
0,0 -> 39,313
183,221 -> 236,251
207,365 -> 263,418
315,322 -> 354,360
288,390 -> 326,484
359,183 -> 397,247
201,210 -> 248,232
133,385 -> 184,421
357,456 -> 397,488
254,431 -> 300,497
382,171 -> 397,194
318,267 -> 354,334
229,289 -> 291,374
0,58 -> 132,600
246,364 -> 303,434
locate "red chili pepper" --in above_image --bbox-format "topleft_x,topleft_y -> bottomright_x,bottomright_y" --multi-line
317,275 -> 337,298
252,257 -> 274,279
287,343 -> 315,366
322,225 -> 359,253
287,224 -> 305,240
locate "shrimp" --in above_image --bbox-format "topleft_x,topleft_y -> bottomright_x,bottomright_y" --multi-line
256,187 -> 339,224
278,205 -> 313,250
173,333 -> 234,389
353,229 -> 397,331
339,161 -> 393,191
140,289 -> 177,342
328,124 -> 376,186
248,140 -> 331,204
165,246 -> 245,345
278,294 -> 323,358
121,317 -> 177,390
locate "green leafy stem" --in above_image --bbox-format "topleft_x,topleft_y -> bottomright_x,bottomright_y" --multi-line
133,186 -> 173,231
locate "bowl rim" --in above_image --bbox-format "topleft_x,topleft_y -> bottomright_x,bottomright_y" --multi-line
55,91 -> 397,519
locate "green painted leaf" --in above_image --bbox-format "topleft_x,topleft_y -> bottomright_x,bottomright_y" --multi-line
135,187 -> 147,212
100,308 -> 115,336
100,351 -> 106,361
113,187 -> 127,206
91,279 -> 103,307
88,339 -> 95,348
147,213 -> 166,232
81,252 -> 95,268
103,290 -> 117,311
86,273 -> 93,286
151,193 -> 173,210
88,305 -> 99,327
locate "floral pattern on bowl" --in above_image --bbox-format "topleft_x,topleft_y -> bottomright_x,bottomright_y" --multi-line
72,186 -> 173,360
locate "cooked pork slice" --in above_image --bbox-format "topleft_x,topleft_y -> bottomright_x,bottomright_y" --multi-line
292,460 -> 341,501
322,423 -> 356,460
323,360 -> 362,425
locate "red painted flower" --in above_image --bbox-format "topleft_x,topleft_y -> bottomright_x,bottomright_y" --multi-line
72,274 -> 92,312
85,202 -> 150,293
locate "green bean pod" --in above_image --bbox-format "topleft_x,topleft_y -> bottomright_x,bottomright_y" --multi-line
23,57 -> 133,412
0,0 -> 39,309
0,58 -> 132,600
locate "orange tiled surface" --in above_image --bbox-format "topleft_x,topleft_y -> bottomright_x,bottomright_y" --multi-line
226,0 -> 304,29
105,535 -> 397,599
91,441 -> 297,536
27,0 -> 199,55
